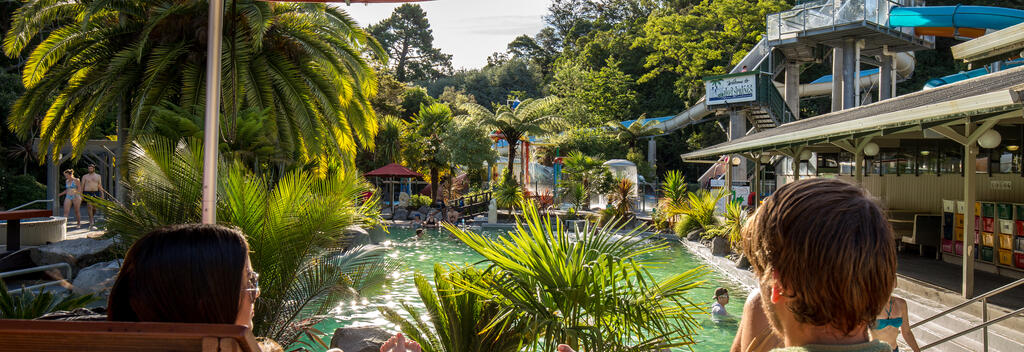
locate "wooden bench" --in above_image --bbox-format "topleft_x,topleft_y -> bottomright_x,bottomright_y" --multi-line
0,320 -> 260,351
888,210 -> 942,258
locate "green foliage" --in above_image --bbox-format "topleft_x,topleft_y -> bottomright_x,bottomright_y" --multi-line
368,4 -> 453,82
558,151 -> 613,207
673,214 -> 701,237
441,119 -> 498,170
607,115 -> 663,151
0,279 -> 99,319
444,201 -> 705,351
5,0 -> 384,165
607,177 -> 635,219
561,181 -> 588,211
378,264 -> 532,352
668,189 -> 725,230
461,97 -> 562,183
636,0 -> 790,103
410,194 -> 433,208
493,176 -> 524,210
649,208 -> 672,232
550,128 -> 625,161
704,201 -> 748,247
659,170 -> 688,209
549,59 -> 638,127
401,87 -> 439,119
93,136 -> 394,346
0,172 -> 46,210
422,59 -> 544,107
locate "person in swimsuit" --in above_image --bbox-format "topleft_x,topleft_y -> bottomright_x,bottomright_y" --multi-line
81,164 -> 109,230
870,296 -> 921,352
712,287 -> 732,322
56,169 -> 83,227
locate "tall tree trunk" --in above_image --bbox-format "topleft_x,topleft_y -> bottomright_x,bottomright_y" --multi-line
505,139 -> 517,185
115,97 -> 128,203
430,166 -> 439,202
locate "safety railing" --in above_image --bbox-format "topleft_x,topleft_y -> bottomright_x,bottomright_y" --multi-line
766,0 -> 927,43
910,277 -> 1024,351
1,263 -> 73,295
9,199 -> 54,211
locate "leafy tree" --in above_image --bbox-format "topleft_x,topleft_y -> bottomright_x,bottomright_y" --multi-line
606,115 -> 663,152
635,0 -> 789,104
559,151 -> 613,209
549,60 -> 638,127
422,59 -> 544,107
551,128 -> 625,161
94,136 -> 394,346
437,87 -> 476,115
371,74 -> 409,118
368,4 -> 453,82
4,0 -> 383,167
400,86 -> 437,120
441,118 -> 497,170
461,97 -> 561,184
411,103 -> 453,200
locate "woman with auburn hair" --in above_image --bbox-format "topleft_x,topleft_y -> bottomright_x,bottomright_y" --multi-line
107,224 -> 259,327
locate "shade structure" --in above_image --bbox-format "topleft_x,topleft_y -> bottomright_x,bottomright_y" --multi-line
260,0 -> 430,3
365,163 -> 423,178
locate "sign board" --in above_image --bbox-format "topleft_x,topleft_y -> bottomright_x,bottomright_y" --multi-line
705,72 -> 757,107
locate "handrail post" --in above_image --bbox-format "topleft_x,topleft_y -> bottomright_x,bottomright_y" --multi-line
982,297 -> 988,351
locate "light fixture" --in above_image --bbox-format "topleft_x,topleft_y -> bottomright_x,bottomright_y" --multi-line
863,142 -> 879,157
799,149 -> 812,160
978,130 -> 1001,149
1007,145 -> 1019,151
731,156 -> 743,166
920,150 -> 930,156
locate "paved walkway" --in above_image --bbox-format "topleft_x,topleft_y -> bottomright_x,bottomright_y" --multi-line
897,252 -> 1024,309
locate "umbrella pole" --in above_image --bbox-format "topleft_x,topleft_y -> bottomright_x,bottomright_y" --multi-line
201,0 -> 225,224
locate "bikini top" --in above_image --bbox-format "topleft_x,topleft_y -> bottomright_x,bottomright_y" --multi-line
875,298 -> 903,330
66,180 -> 77,189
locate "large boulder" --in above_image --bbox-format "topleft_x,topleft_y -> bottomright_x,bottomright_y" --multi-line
368,225 -> 388,243
329,326 -> 392,352
408,211 -> 423,221
711,236 -> 730,256
71,260 -> 121,298
735,255 -> 751,270
393,208 -> 409,222
30,238 -> 115,272
344,225 -> 371,247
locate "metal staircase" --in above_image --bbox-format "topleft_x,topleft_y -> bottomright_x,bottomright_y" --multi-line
911,278 -> 1024,351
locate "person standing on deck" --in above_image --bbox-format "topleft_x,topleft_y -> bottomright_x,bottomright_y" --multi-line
81,164 -> 109,230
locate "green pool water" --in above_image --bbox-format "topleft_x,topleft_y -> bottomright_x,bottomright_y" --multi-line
313,227 -> 745,351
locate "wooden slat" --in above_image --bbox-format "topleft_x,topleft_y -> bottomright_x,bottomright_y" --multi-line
0,320 -> 259,352
0,209 -> 52,220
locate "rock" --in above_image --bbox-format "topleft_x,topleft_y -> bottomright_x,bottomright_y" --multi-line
409,211 -> 423,221
344,225 -> 371,247
368,225 -> 388,243
71,260 -> 121,297
329,326 -> 392,352
711,236 -> 730,256
735,255 -> 751,270
417,206 -> 431,216
393,208 -> 409,221
686,229 -> 704,241
30,238 -> 115,272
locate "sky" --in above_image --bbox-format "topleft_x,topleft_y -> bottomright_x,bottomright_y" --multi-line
340,0 -> 551,70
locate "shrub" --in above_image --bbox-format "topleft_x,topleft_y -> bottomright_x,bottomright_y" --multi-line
493,177 -> 523,210
0,172 -> 46,210
0,279 -> 99,319
409,194 -> 433,208
674,214 -> 701,236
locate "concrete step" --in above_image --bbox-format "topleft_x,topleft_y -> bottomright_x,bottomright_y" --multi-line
898,285 -> 1024,352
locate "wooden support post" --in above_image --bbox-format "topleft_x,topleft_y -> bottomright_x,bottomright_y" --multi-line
963,121 -> 976,299
725,155 -> 733,194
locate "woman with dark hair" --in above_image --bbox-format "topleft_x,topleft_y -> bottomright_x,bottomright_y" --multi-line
107,224 -> 259,327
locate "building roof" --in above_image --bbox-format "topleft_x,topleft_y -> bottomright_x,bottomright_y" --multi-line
952,21 -> 1024,67
364,163 -> 422,178
682,65 -> 1024,159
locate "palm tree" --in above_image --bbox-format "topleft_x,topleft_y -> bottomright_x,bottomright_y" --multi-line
444,201 -> 706,352
606,114 -> 663,152
4,0 -> 383,166
461,97 -> 560,184
93,136 -> 395,346
374,115 -> 406,167
411,103 -> 453,200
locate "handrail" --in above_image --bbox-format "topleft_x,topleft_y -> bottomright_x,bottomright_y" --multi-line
9,199 -> 54,211
910,276 -> 1024,351
910,277 -> 1024,328
1,263 -> 74,295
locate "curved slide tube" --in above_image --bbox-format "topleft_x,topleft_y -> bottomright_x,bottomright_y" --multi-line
889,5 -> 1024,32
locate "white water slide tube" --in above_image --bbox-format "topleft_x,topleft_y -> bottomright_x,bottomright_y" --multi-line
655,39 -> 916,132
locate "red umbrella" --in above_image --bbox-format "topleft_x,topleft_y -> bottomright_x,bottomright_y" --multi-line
365,163 -> 424,178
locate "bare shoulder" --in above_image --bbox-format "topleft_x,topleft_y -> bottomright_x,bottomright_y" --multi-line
894,296 -> 909,311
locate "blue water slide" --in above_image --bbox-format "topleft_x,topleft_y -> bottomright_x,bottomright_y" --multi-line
889,5 -> 1024,30
924,59 -> 1024,89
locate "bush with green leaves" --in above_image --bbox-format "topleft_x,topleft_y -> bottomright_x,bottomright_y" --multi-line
492,176 -> 524,210
667,189 -> 725,232
0,171 -> 46,210
93,137 -> 395,347
673,214 -> 701,237
379,264 -> 532,352
704,201 -> 749,247
444,201 -> 706,351
409,194 -> 433,208
0,280 -> 98,319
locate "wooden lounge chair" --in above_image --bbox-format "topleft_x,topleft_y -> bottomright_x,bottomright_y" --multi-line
0,319 -> 260,351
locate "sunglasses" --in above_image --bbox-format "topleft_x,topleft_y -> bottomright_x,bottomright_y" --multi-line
246,270 -> 261,301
